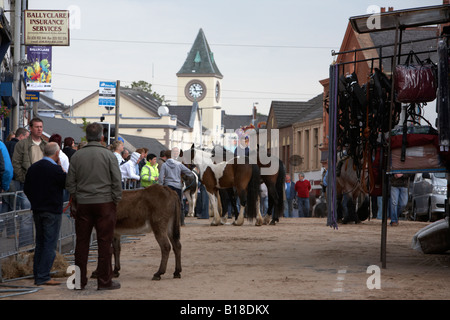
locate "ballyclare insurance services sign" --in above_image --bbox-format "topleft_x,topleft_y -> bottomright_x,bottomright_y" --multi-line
24,10 -> 70,46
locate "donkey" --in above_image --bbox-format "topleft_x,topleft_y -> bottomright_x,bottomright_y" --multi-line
92,184 -> 182,281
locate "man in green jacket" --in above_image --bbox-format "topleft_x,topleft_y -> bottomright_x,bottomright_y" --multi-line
66,122 -> 122,290
12,117 -> 47,184
11,117 -> 47,246
140,153 -> 159,187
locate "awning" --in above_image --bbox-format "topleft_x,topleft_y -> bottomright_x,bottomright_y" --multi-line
350,4 -> 450,34
0,8 -> 12,61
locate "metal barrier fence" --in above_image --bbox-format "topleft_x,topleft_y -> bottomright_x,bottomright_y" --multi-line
0,191 -> 76,282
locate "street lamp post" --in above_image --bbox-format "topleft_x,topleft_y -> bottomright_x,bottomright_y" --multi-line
252,102 -> 259,126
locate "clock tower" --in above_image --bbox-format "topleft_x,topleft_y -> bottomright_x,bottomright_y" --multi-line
177,28 -> 223,140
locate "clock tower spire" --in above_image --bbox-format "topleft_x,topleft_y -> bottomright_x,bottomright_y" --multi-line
177,29 -> 223,140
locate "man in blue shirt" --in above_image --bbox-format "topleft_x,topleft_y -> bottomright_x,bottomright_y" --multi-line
24,142 -> 66,286
284,174 -> 296,217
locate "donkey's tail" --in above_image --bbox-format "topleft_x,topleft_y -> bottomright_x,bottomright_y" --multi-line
246,164 -> 261,221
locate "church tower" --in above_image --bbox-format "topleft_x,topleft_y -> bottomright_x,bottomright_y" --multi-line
177,28 -> 223,139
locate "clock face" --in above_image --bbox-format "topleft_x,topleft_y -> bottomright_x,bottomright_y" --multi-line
185,80 -> 206,102
189,83 -> 203,99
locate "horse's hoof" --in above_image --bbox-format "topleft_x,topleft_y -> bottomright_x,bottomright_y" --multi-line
91,271 -> 98,279
173,273 -> 181,279
114,271 -> 120,278
269,220 -> 277,225
152,274 -> 161,281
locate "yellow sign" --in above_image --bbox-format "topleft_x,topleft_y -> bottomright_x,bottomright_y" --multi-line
24,10 -> 70,46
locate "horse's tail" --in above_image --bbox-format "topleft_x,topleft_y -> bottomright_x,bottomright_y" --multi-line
246,164 -> 261,221
273,159 -> 286,220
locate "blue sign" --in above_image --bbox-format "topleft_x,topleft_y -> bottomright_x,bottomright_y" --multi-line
99,81 -> 116,110
25,91 -> 40,102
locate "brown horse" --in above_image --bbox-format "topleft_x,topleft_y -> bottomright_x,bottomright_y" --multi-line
335,155 -> 370,224
182,145 -> 262,226
90,184 -> 182,281
211,144 -> 285,225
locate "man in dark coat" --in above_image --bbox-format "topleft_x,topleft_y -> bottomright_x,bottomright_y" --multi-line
24,142 -> 66,286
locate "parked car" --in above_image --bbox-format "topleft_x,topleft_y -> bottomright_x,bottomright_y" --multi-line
410,172 -> 447,222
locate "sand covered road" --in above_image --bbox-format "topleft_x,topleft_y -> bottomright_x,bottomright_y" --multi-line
3,217 -> 450,302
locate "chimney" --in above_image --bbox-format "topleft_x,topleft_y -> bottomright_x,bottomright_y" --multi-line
388,7 -> 394,12
380,7 -> 386,13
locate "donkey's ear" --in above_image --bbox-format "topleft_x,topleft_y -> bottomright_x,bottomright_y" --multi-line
191,143 -> 195,149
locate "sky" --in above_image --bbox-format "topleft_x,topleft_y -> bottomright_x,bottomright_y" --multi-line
29,0 -> 443,120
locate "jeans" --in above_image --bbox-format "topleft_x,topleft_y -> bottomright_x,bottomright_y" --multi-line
377,196 -> 383,219
284,199 -> 293,217
195,185 -> 209,219
33,212 -> 62,285
297,197 -> 310,217
260,196 -> 268,216
390,186 -> 408,223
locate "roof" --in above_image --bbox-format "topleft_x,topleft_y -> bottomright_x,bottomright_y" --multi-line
119,133 -> 166,155
37,93 -> 68,113
70,87 -> 190,129
39,115 -> 85,143
222,112 -> 267,131
38,114 -> 167,153
167,102 -> 198,129
176,28 -> 223,78
120,87 -> 162,116
270,93 -> 324,129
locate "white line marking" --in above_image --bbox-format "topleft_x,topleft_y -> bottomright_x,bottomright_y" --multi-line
333,266 -> 348,293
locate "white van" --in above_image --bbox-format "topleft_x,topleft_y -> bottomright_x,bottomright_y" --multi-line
410,172 -> 447,222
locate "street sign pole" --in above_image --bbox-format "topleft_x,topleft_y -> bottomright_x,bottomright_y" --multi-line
115,80 -> 120,141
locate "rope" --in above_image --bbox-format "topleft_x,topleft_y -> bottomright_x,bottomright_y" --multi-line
63,197 -> 72,213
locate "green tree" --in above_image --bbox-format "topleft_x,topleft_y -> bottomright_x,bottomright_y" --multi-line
80,117 -> 90,142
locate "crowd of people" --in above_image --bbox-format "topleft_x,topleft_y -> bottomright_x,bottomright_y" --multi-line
0,117 -> 409,290
0,118 -> 197,290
